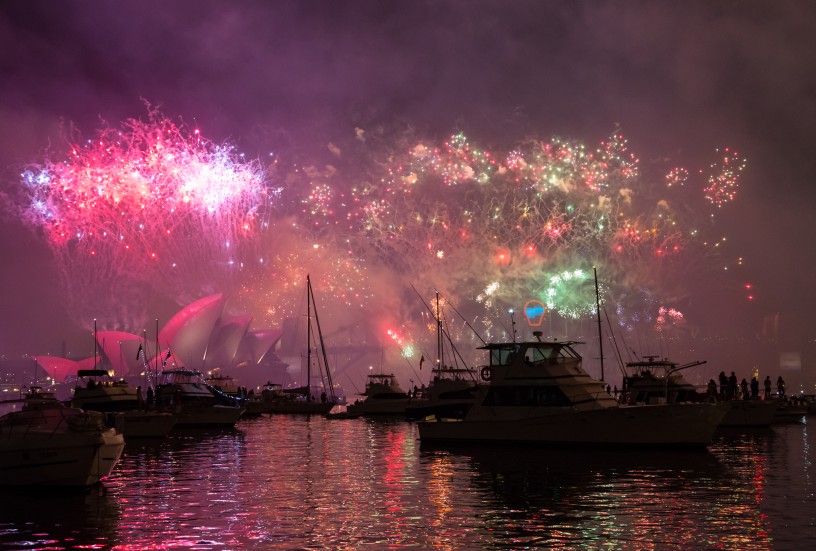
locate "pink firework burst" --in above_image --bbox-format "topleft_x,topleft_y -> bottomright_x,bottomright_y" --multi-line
17,109 -> 270,329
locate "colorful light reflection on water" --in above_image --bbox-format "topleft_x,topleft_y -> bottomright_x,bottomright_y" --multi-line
0,418 -> 814,549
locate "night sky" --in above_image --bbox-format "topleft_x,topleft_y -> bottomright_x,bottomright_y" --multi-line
1,1 -> 815,387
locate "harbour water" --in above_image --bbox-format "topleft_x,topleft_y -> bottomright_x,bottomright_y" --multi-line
1,415 -> 814,550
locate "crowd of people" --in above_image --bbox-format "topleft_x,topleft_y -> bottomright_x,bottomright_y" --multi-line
706,371 -> 793,402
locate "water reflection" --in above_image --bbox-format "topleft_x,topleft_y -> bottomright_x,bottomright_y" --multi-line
0,417 -> 813,549
422,444 -> 736,550
0,486 -> 121,549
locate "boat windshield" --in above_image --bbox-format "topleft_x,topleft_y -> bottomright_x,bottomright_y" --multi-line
160,371 -> 201,384
489,346 -> 519,366
528,343 -> 582,362
486,341 -> 583,366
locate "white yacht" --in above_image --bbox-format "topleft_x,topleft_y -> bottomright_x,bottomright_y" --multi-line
623,358 -> 777,427
70,369 -> 177,438
0,387 -> 125,486
417,338 -> 730,448
155,369 -> 244,427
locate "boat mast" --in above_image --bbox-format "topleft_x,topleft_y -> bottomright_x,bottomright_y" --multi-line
307,274 -> 312,401
436,291 -> 443,371
93,318 -> 98,370
309,274 -> 336,401
594,267 -> 605,382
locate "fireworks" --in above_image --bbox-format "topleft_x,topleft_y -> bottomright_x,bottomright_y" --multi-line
11,113 -> 749,358
703,148 -> 747,207
17,109 -> 269,329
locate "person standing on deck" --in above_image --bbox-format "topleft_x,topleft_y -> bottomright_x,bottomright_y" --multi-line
740,378 -> 749,400
719,371 -> 728,399
728,372 -> 738,400
764,376 -> 772,400
750,377 -> 759,400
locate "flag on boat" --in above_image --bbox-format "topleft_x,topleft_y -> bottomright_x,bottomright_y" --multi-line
419,355 -> 424,369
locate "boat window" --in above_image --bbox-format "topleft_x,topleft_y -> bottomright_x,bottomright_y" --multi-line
490,347 -> 518,366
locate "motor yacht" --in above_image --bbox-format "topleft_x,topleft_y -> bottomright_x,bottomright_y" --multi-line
623,358 -> 777,427
155,369 -> 244,427
417,338 -> 730,448
0,387 -> 125,486
70,369 -> 177,437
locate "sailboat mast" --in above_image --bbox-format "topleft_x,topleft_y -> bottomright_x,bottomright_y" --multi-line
307,274 -> 312,401
309,277 -> 336,402
93,319 -> 98,370
594,267 -> 605,382
436,291 -> 443,370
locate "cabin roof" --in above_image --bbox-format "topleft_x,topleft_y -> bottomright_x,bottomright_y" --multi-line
477,340 -> 584,350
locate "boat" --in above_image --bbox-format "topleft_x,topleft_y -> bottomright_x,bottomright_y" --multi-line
325,404 -> 362,420
71,369 -> 141,411
404,365 -> 479,421
263,275 -> 337,415
242,382 -> 279,416
0,387 -> 125,486
70,369 -> 177,438
204,371 -> 245,400
416,336 -> 731,448
405,292 -> 479,421
346,373 -> 416,416
770,397 -> 808,424
155,369 -> 244,427
622,358 -> 777,427
263,383 -> 335,415
106,409 -> 179,438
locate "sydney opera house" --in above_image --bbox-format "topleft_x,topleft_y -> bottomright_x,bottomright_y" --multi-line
24,294 -> 294,398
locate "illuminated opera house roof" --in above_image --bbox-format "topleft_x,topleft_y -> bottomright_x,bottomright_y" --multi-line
32,294 -> 286,382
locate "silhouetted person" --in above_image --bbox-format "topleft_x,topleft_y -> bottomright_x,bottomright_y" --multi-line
777,376 -> 786,398
707,379 -> 718,400
750,377 -> 759,400
764,376 -> 772,400
146,386 -> 154,405
728,372 -> 738,400
740,378 -> 749,400
718,371 -> 728,398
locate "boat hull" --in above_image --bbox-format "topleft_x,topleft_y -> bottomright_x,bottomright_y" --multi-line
417,403 -> 730,448
0,429 -> 125,486
405,400 -> 473,421
267,401 -> 335,415
720,400 -> 778,427
347,398 -> 415,416
110,411 -> 178,438
171,404 -> 244,427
